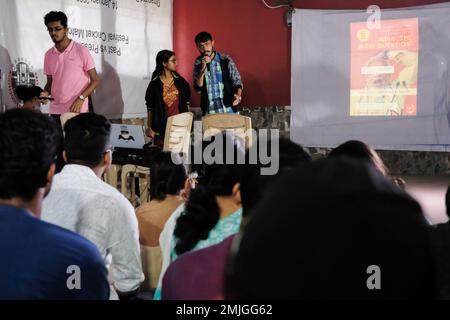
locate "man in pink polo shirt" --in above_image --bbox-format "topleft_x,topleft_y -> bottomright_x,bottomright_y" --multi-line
42,11 -> 100,116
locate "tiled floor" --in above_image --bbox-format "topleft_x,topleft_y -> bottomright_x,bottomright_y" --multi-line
403,175 -> 450,224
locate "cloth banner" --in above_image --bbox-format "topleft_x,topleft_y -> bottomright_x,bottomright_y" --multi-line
0,0 -> 172,118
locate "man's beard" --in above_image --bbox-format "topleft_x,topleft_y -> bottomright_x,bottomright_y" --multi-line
52,36 -> 62,43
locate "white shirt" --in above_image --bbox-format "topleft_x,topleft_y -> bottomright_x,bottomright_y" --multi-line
156,203 -> 185,292
42,164 -> 144,299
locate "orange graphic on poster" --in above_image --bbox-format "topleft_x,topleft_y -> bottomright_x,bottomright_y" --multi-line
350,18 -> 419,116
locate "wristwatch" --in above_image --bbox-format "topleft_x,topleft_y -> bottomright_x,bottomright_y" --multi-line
79,95 -> 85,101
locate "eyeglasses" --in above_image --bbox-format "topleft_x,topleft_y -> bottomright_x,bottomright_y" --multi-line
47,27 -> 65,33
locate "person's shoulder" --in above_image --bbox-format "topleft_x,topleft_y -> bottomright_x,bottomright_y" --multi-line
219,52 -> 232,61
194,234 -> 235,257
57,174 -> 133,218
160,203 -> 185,234
194,55 -> 203,65
42,170 -> 79,201
430,221 -> 450,235
101,181 -> 134,206
168,202 -> 186,221
44,46 -> 55,57
219,53 -> 237,66
174,73 -> 189,84
90,183 -> 134,209
168,235 -> 234,276
147,78 -> 160,90
72,40 -> 86,50
38,218 -> 85,245
38,218 -> 100,259
1,208 -> 93,255
73,41 -> 93,56
136,201 -> 156,217
38,221 -> 108,298
149,76 -> 160,83
90,184 -> 137,220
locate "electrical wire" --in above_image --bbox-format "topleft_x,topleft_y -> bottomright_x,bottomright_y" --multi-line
261,0 -> 290,9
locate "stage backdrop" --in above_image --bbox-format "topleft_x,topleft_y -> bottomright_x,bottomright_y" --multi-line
0,0 -> 172,118
291,2 -> 450,151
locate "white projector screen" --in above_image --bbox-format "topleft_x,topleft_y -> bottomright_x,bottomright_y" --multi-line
291,3 -> 450,151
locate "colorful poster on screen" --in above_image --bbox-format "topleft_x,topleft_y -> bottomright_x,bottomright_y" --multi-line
350,18 -> 419,116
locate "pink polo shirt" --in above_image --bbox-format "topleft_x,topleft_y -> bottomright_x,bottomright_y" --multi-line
44,40 -> 95,115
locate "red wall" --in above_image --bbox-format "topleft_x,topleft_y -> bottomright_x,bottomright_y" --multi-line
173,0 -> 447,109
292,0 -> 446,9
173,0 -> 291,108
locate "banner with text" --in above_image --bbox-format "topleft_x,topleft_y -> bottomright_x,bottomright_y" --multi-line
0,0 -> 172,118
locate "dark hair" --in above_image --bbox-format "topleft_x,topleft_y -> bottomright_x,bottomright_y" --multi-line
44,11 -> 68,28
151,50 -> 175,80
0,109 -> 58,200
149,151 -> 188,201
328,140 -> 388,176
15,85 -> 43,102
63,113 -> 111,168
194,31 -> 213,44
173,133 -> 246,256
446,184 -> 450,218
226,158 -> 435,299
278,137 -> 312,167
241,138 -> 312,215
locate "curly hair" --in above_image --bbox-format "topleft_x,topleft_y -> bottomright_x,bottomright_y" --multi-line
44,11 -> 68,28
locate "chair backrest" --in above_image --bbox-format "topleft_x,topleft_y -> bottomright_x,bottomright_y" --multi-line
163,112 -> 193,154
120,164 -> 151,206
202,114 -> 252,148
140,245 -> 163,291
60,112 -> 79,129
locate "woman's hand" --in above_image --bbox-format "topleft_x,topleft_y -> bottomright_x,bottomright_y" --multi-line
145,127 -> 156,139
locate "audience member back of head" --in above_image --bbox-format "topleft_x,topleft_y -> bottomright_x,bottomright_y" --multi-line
225,158 -> 436,299
0,109 -> 109,299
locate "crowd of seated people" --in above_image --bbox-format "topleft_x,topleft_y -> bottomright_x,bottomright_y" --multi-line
225,157 -> 435,299
41,113 -> 144,299
135,151 -> 193,292
161,137 -> 312,299
153,133 -> 248,299
1,108 -> 449,300
0,109 -> 109,299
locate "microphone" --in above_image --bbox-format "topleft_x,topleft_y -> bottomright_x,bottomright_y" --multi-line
203,54 -> 212,71
39,96 -> 55,101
